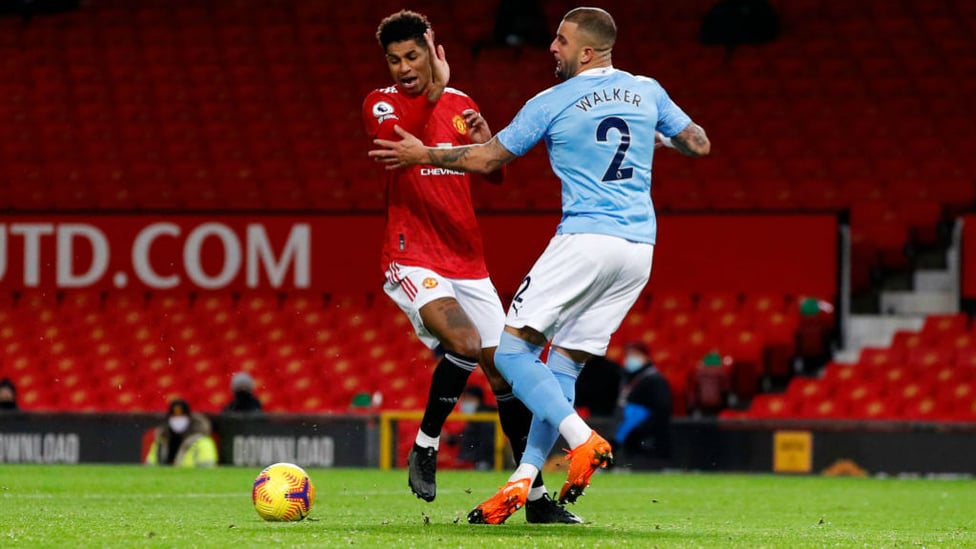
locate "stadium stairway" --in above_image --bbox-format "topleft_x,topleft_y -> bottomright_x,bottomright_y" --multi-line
728,311 -> 976,422
836,222 -> 962,363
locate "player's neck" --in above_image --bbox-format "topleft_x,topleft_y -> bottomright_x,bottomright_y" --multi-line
397,85 -> 426,99
574,56 -> 612,76
574,61 -> 612,77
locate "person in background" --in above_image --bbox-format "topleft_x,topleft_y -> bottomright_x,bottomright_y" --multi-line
613,342 -> 673,465
0,377 -> 18,411
145,399 -> 218,467
575,356 -> 622,417
223,372 -> 263,414
451,386 -> 497,470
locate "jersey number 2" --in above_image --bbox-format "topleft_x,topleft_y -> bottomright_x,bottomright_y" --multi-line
596,116 -> 633,182
513,276 -> 531,304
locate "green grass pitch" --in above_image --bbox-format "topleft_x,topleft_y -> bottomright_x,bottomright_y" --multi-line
1,465 -> 973,548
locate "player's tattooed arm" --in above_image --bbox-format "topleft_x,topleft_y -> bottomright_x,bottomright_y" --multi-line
669,122 -> 711,157
427,138 -> 514,174
369,127 -> 516,174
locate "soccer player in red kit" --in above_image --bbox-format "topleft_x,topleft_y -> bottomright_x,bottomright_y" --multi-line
362,11 -> 579,523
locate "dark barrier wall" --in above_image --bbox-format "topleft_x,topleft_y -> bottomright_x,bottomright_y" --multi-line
0,412 -> 375,467
216,414 -> 376,468
0,214 -> 838,298
588,417 -> 976,475
3,413 -> 972,475
0,413 -> 156,464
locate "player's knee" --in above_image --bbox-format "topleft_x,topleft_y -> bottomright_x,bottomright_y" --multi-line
441,330 -> 482,360
482,366 -> 511,391
486,376 -> 512,393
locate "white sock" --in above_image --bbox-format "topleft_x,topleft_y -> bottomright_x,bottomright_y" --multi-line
508,462 -> 539,484
528,485 -> 548,502
558,414 -> 592,448
415,431 -> 440,450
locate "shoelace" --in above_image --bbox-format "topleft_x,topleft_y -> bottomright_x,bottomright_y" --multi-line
529,494 -> 578,520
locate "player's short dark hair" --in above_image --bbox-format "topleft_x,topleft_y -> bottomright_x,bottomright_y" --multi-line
376,10 -> 430,51
563,7 -> 617,50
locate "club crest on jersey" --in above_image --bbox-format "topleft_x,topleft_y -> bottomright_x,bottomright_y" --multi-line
422,277 -> 439,289
372,101 -> 397,123
452,115 -> 467,135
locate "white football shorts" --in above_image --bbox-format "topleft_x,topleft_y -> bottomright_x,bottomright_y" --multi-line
383,262 -> 506,350
506,233 -> 654,356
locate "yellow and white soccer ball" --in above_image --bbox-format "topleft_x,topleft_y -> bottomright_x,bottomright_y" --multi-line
252,462 -> 315,521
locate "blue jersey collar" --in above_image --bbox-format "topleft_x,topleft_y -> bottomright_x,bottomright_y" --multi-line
576,66 -> 616,78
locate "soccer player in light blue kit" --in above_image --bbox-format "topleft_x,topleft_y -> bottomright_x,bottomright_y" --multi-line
370,6 -> 710,524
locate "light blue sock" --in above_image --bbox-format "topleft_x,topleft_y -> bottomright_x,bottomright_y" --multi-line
494,332 -> 577,427
521,366 -> 580,470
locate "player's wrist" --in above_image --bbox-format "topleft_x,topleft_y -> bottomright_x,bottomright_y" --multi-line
658,135 -> 675,149
426,83 -> 446,103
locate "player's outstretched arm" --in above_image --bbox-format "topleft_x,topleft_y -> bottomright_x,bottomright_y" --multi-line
663,123 -> 711,157
462,108 -> 505,184
369,125 -> 516,175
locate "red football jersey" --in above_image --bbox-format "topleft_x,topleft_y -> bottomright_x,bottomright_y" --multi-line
363,85 -> 492,279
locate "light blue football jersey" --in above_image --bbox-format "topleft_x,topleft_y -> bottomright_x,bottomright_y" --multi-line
496,67 -> 691,245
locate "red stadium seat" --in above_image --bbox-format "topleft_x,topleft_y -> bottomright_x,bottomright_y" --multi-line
742,292 -> 788,317
849,396 -> 897,421
724,330 -> 764,401
880,365 -> 910,390
799,397 -> 848,420
920,314 -> 969,345
895,380 -> 934,403
857,346 -> 904,373
786,377 -> 830,404
650,292 -> 695,320
890,330 -> 923,354
901,397 -> 947,422
906,348 -> 953,371
754,310 -> 797,379
706,311 -> 748,336
747,394 -> 794,419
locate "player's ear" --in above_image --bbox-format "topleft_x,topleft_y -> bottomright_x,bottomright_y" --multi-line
580,46 -> 594,64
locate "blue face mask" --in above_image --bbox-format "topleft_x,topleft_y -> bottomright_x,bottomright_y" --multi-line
623,355 -> 645,373
460,401 -> 478,414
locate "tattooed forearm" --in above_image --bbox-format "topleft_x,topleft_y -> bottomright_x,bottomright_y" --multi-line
672,123 -> 711,157
429,146 -> 474,168
423,137 -> 515,174
485,158 -> 508,173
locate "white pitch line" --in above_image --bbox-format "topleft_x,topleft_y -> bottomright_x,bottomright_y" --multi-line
2,488 -> 456,500
2,486 -> 664,500
1,492 -> 244,500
